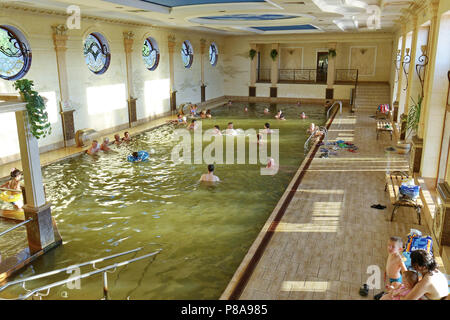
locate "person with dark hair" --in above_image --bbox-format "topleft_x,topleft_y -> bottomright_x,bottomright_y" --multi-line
262,123 -> 273,134
122,131 -> 131,142
199,164 -> 220,182
213,125 -> 222,135
0,168 -> 23,209
401,249 -> 448,300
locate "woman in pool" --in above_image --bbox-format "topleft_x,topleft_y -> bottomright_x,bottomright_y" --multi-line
0,168 -> 23,209
122,131 -> 131,142
213,125 -> 222,135
401,250 -> 448,300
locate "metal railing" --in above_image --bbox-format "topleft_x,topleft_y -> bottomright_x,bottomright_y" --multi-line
257,68 -> 271,82
278,68 -> 327,83
335,69 -> 358,84
0,247 -> 162,300
327,101 -> 343,119
304,126 -> 328,156
0,218 -> 32,238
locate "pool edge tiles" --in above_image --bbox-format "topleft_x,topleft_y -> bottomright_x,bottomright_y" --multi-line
219,107 -> 339,300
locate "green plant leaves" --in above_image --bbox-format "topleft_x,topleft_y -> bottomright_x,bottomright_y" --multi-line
249,49 -> 256,60
14,79 -> 52,140
270,49 -> 278,61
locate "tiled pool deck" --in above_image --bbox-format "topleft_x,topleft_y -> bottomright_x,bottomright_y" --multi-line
221,108 -> 447,300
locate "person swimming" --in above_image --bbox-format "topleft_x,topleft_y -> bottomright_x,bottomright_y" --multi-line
263,108 -> 270,115
213,125 -> 222,135
100,138 -> 111,151
113,134 -> 122,146
275,110 -> 285,120
188,119 -> 198,130
225,122 -> 237,135
300,112 -> 308,119
199,164 -> 220,182
244,106 -> 248,112
0,168 -> 23,209
122,131 -> 131,142
86,140 -> 100,155
262,122 -> 273,134
206,109 -> 212,118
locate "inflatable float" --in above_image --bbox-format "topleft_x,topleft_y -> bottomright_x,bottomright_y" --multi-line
127,151 -> 149,162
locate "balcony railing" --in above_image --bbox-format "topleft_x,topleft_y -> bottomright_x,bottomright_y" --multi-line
278,68 -> 327,83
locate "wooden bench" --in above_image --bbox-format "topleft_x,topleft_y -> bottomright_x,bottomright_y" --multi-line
384,171 -> 422,224
377,120 -> 393,140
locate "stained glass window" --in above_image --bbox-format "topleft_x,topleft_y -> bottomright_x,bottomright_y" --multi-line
83,33 -> 110,75
181,40 -> 193,68
143,37 -> 159,71
0,25 -> 32,81
209,42 -> 218,66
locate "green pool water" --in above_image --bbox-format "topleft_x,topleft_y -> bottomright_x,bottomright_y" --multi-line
0,103 -> 326,300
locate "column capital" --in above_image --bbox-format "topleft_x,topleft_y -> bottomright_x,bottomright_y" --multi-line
51,25 -> 68,51
123,31 -> 134,53
168,34 -> 176,53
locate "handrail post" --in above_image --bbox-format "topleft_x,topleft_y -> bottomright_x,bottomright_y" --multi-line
103,272 -> 109,300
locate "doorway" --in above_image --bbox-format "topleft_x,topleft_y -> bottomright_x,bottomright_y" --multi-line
316,51 -> 328,82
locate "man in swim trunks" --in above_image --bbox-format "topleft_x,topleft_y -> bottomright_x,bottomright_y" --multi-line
199,164 -> 220,182
86,140 -> 100,155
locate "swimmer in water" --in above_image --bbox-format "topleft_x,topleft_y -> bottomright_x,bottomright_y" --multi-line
113,134 -> 122,146
0,168 -> 23,209
122,131 -> 131,142
225,122 -> 237,135
213,125 -> 222,135
244,106 -> 248,112
300,112 -> 308,119
264,108 -> 270,115
266,157 -> 276,169
199,164 -> 220,182
86,140 -> 100,155
262,122 -> 273,134
129,151 -> 143,162
206,109 -> 212,119
275,110 -> 285,120
187,119 -> 198,130
227,100 -> 232,106
100,137 -> 111,151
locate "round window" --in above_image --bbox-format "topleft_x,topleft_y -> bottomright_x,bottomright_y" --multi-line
143,37 -> 160,71
209,42 -> 218,66
181,40 -> 193,68
83,32 -> 111,74
0,25 -> 32,80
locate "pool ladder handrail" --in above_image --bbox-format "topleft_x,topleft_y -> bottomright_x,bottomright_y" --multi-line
0,247 -> 162,300
0,218 -> 33,238
304,126 -> 328,156
326,100 -> 342,119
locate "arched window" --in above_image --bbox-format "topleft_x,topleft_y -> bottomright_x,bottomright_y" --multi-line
143,37 -> 160,71
0,25 -> 32,80
83,32 -> 111,75
209,42 -> 218,66
181,40 -> 193,69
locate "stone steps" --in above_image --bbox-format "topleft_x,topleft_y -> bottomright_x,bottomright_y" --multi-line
355,83 -> 390,111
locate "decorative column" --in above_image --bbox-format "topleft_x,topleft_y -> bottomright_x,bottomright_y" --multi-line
418,0 -> 439,139
168,35 -> 177,113
436,183 -> 450,252
15,110 -> 60,255
326,42 -> 336,100
270,43 -> 279,98
403,15 -> 418,116
249,43 -> 257,98
200,39 -> 206,103
124,31 -> 137,126
52,25 -> 75,147
395,24 -> 407,125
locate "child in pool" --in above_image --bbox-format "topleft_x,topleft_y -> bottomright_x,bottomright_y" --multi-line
380,270 -> 419,300
0,168 -> 23,209
262,122 -> 273,134
129,152 -> 143,162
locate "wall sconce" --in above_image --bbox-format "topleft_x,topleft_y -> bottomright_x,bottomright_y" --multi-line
402,48 -> 411,91
394,49 -> 401,83
415,45 -> 429,97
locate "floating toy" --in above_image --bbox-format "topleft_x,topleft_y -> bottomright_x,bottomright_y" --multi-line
127,151 -> 149,162
0,190 -> 23,203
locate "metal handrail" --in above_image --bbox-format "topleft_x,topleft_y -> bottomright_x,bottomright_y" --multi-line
304,126 -> 328,155
0,218 -> 32,238
0,247 -> 143,292
327,101 -> 342,119
0,248 -> 162,300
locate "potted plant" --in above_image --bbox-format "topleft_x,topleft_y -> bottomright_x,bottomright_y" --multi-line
328,48 -> 336,58
402,95 -> 422,139
270,49 -> 278,61
13,79 -> 51,140
249,49 -> 256,60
